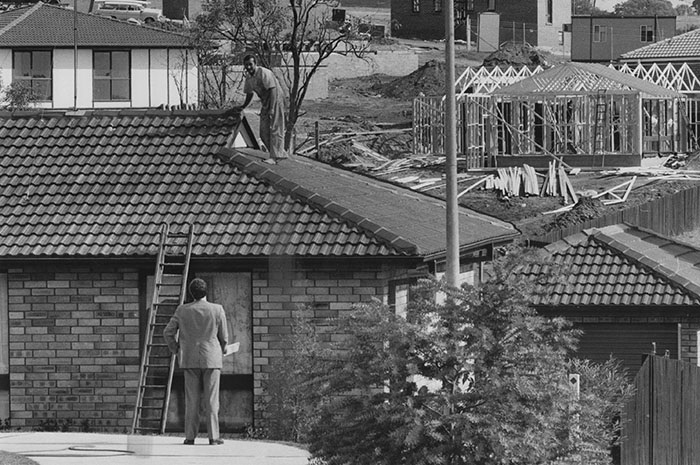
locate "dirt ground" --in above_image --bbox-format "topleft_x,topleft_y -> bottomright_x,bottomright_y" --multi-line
295,48 -> 700,241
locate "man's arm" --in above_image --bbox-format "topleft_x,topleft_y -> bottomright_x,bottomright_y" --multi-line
163,313 -> 180,355
217,306 -> 229,352
237,92 -> 254,110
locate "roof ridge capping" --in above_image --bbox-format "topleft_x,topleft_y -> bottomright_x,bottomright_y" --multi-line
217,148 -> 419,255
590,224 -> 700,302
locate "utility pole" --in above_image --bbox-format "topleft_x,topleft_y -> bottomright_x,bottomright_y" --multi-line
444,0 -> 459,287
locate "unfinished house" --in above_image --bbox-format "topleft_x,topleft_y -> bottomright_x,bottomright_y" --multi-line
415,62 -> 689,168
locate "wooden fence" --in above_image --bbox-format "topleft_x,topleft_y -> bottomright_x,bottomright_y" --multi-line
621,355 -> 700,465
530,183 -> 700,244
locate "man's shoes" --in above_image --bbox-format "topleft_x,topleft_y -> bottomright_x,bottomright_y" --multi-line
183,439 -> 195,445
263,158 -> 277,165
209,438 -> 224,445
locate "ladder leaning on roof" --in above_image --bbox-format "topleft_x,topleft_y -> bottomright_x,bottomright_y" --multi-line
131,224 -> 194,435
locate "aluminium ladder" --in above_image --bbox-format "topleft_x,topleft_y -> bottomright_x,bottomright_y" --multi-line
131,224 -> 194,434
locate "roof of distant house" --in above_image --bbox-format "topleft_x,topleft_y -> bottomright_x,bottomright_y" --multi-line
0,109 -> 518,259
0,3 -> 189,48
523,224 -> 700,307
493,62 -> 683,98
621,27 -> 700,61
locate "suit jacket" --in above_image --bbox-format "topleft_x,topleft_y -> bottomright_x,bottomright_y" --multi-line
163,298 -> 229,369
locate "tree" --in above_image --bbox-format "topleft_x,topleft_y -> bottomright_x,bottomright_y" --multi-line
694,0 -> 700,14
573,0 -> 606,14
298,247 -> 633,465
3,81 -> 38,111
192,0 -> 369,150
676,4 -> 695,15
613,0 -> 675,15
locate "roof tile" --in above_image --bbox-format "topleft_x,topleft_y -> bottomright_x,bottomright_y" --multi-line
0,3 -> 189,48
0,109 -> 405,258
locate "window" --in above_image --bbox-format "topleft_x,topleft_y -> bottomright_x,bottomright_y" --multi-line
434,0 -> 441,12
641,25 -> 654,42
93,51 -> 130,101
13,51 -> 52,101
546,0 -> 552,24
487,0 -> 495,10
593,25 -> 607,43
466,0 -> 473,9
412,0 -> 419,13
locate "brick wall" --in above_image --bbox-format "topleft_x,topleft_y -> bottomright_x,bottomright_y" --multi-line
7,265 -> 141,432
249,257 -> 410,427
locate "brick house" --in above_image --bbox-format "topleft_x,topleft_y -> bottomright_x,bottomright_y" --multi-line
571,15 -> 676,63
524,224 -> 700,376
619,26 -> 700,88
0,3 -> 197,109
391,0 -> 570,51
0,109 -> 518,432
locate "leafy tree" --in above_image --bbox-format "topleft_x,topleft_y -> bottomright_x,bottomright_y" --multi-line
694,0 -> 700,14
573,0 -> 606,14
613,0 -> 675,15
675,4 -> 696,15
192,0 -> 369,149
3,81 -> 38,111
295,247 -> 633,465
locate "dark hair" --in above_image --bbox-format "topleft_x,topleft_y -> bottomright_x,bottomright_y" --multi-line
189,278 -> 207,300
243,54 -> 256,64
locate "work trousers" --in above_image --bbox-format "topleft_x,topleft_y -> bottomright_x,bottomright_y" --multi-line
183,368 -> 221,440
260,86 -> 288,160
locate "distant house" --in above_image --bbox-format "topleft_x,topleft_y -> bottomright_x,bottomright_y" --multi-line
619,27 -> 700,88
0,3 -> 197,109
524,224 -> 700,375
571,15 -> 676,63
391,0 -> 571,51
0,108 -> 518,432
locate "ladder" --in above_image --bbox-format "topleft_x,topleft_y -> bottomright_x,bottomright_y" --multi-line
593,89 -> 608,154
131,224 -> 194,435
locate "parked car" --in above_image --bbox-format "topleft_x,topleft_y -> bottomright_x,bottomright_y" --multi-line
92,0 -> 164,24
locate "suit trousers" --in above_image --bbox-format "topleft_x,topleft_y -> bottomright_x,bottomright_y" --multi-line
183,368 -> 221,440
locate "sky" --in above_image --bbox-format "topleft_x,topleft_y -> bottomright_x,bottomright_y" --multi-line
594,0 -> 690,11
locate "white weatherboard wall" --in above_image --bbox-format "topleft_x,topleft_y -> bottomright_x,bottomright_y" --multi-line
0,47 -> 198,109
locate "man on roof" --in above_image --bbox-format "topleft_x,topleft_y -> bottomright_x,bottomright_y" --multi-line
236,55 -> 288,165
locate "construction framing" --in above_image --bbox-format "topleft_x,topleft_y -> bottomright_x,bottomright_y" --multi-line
415,63 -> 695,167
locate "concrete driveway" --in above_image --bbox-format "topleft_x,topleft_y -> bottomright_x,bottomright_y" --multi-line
0,432 -> 309,465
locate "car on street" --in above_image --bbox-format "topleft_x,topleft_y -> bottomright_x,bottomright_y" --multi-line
92,0 -> 164,24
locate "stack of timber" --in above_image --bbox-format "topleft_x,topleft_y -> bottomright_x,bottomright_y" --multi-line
540,161 -> 578,204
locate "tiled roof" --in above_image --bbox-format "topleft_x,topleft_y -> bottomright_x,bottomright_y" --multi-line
525,224 -> 700,307
493,62 -> 683,98
0,109 -> 517,259
0,3 -> 189,48
221,149 -> 520,257
0,109 -> 402,258
621,28 -> 700,60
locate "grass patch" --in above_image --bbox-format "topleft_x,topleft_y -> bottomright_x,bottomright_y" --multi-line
0,450 -> 39,465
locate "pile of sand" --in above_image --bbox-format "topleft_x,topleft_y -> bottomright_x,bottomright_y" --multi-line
372,60 -> 448,99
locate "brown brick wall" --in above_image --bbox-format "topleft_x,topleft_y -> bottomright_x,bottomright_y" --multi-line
7,265 -> 141,432
250,257 -> 410,427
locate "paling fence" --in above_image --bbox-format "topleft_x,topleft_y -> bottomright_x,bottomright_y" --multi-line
621,355 -> 700,465
530,184 -> 700,244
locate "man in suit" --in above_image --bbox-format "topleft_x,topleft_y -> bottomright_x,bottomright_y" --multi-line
163,278 -> 228,445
